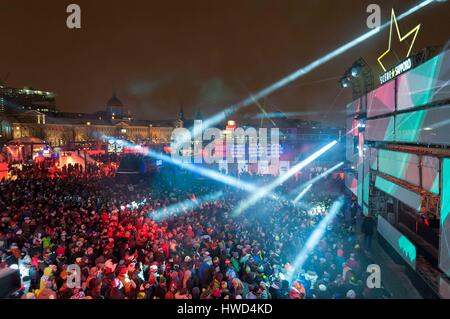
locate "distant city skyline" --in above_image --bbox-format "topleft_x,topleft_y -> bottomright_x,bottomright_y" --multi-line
1,0 -> 448,126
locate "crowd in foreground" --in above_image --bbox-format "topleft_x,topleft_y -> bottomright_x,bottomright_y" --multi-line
0,163 -> 387,299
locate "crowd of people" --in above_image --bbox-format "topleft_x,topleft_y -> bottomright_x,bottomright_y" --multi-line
0,158 -> 387,299
5,153 -> 118,181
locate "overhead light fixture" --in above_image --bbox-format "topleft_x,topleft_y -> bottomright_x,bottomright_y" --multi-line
351,65 -> 361,78
340,77 -> 350,88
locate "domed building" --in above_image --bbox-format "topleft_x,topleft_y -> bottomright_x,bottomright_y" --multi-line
2,90 -> 176,151
106,92 -> 124,118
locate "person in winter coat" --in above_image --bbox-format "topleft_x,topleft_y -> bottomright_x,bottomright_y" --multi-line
40,265 -> 56,290
361,214 -> 376,251
198,257 -> 212,289
289,281 -> 306,299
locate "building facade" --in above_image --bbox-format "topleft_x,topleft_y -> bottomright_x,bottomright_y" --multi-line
0,85 -> 56,113
345,48 -> 450,298
0,93 -> 175,148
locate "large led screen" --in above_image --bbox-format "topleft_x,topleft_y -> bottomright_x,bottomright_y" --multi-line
439,158 -> 450,276
377,149 -> 420,186
422,156 -> 440,195
369,148 -> 378,170
363,148 -> 371,207
397,50 -> 450,111
365,116 -> 395,142
394,110 -> 425,143
345,172 -> 358,196
363,171 -> 370,207
395,105 -> 450,145
378,215 -> 417,270
374,175 -> 421,212
346,98 -> 361,116
357,163 -> 363,207
346,117 -> 355,162
358,133 -> 364,163
367,80 -> 395,118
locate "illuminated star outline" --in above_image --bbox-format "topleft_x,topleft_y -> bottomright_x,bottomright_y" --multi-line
377,8 -> 421,72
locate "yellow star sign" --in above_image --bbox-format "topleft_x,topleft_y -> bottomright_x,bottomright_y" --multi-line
377,9 -> 421,72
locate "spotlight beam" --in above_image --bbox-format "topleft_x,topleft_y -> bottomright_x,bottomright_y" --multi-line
293,184 -> 313,204
101,135 -> 258,193
146,148 -> 258,193
291,161 -> 344,200
287,197 -> 344,283
250,95 -> 277,127
233,140 -> 338,216
175,0 -> 435,149
151,191 -> 223,221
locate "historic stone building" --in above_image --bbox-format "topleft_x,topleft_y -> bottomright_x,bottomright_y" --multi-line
0,93 -> 176,148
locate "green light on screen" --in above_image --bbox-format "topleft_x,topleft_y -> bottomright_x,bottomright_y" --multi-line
398,236 -> 417,263
430,175 -> 439,195
384,116 -> 395,141
378,149 -> 417,185
363,204 -> 369,216
441,159 -> 450,225
395,111 -> 427,143
408,54 -> 443,107
375,176 -> 421,211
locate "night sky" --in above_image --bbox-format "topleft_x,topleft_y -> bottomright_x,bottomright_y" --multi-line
1,0 -> 449,126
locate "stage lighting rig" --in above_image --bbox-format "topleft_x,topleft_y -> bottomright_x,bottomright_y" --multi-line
351,64 -> 362,78
339,58 -> 374,100
339,76 -> 350,88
